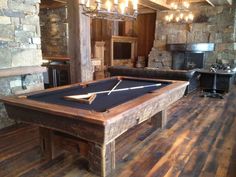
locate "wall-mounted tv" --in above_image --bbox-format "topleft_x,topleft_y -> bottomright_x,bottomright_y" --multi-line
113,42 -> 132,60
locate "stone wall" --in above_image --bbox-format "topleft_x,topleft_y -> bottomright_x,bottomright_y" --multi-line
40,6 -> 68,56
148,5 -> 236,69
0,0 -> 44,129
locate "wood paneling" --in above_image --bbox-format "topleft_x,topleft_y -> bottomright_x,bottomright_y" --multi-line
91,13 -> 156,68
91,19 -> 104,42
91,19 -> 117,67
136,13 -> 156,65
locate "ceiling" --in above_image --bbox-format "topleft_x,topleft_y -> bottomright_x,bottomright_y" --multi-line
40,0 -> 233,10
141,0 -> 233,10
40,0 -> 66,9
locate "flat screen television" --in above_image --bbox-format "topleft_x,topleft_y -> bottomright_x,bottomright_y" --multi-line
113,42 -> 132,60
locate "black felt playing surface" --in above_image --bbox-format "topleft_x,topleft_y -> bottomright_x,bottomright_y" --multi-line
28,78 -> 170,112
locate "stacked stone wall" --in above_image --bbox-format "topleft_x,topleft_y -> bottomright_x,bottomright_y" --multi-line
148,5 -> 236,69
0,0 -> 43,129
40,7 -> 68,56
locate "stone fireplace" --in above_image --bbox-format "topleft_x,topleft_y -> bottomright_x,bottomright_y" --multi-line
167,43 -> 215,70
148,5 -> 236,70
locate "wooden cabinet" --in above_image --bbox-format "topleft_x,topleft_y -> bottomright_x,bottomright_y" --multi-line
91,41 -> 105,80
111,36 -> 137,67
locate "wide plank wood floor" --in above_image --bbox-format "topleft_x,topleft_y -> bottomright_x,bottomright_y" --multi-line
0,87 -> 236,177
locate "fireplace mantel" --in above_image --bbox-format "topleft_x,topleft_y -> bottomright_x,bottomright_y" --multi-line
166,43 -> 215,52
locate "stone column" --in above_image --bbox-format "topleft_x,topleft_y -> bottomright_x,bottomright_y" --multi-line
0,0 -> 44,129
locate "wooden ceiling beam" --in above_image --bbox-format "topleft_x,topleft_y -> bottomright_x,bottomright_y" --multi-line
53,0 -> 67,3
227,0 -> 233,5
139,0 -> 171,10
40,0 -> 66,9
166,0 -> 205,3
166,0 -> 232,5
205,0 -> 215,7
204,0 -> 233,6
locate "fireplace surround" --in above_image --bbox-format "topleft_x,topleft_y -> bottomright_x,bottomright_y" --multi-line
167,43 -> 215,70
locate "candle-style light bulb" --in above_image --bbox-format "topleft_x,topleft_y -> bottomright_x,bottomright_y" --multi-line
188,13 -> 194,21
132,0 -> 138,10
174,4 -> 178,9
114,0 -> 118,5
80,0 -> 85,5
125,0 -> 129,8
106,0 -> 112,12
120,3 -> 125,14
176,16 -> 180,22
165,15 -> 170,22
185,16 -> 189,22
86,0 -> 90,7
183,1 -> 190,8
96,0 -> 101,10
170,2 -> 178,9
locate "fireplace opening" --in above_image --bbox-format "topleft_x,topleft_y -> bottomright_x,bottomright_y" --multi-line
172,52 -> 204,70
167,43 -> 215,70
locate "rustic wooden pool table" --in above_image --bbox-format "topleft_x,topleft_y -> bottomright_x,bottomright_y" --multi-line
0,76 -> 188,177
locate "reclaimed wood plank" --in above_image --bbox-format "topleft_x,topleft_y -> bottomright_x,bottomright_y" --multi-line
0,66 -> 46,78
1,87 -> 236,177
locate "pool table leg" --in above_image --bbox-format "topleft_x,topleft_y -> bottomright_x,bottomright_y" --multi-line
88,140 -> 116,177
39,127 -> 56,160
151,109 -> 167,129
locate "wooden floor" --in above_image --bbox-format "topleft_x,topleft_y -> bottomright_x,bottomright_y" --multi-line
1,88 -> 236,177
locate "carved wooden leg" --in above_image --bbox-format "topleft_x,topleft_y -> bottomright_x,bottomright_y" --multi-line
88,141 -> 116,177
39,127 -> 56,160
151,109 -> 167,129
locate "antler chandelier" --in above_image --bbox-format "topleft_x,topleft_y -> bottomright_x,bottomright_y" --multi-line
165,0 -> 194,23
80,0 -> 138,21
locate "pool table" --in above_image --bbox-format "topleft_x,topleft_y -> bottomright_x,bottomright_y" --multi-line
1,76 -> 188,177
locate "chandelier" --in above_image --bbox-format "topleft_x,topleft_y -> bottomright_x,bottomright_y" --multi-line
164,0 -> 194,23
80,0 -> 138,21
